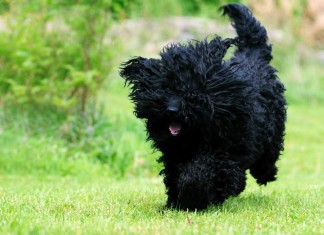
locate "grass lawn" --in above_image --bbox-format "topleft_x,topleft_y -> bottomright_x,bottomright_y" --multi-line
0,175 -> 322,235
0,104 -> 323,235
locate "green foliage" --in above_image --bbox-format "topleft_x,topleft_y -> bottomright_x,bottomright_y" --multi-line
0,0 -> 120,112
0,0 -> 9,14
177,0 -> 244,15
272,43 -> 324,104
122,0 -> 244,18
60,103 -> 136,177
290,0 -> 308,39
0,104 -> 141,178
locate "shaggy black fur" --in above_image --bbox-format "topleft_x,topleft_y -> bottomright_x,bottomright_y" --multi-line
120,3 -> 287,210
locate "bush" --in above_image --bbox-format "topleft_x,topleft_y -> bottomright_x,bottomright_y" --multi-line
0,0 -> 123,113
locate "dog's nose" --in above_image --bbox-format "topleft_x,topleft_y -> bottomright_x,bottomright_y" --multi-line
166,99 -> 181,115
167,105 -> 179,114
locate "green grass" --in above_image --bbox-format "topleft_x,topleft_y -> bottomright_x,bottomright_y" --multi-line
0,175 -> 322,234
0,104 -> 323,234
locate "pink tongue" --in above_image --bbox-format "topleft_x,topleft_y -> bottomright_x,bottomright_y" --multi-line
169,122 -> 182,136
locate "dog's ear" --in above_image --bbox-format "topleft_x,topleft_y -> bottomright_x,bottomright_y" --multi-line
120,57 -> 161,90
120,57 -> 146,85
208,37 -> 236,64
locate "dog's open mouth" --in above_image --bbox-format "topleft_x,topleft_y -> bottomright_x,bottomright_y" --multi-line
169,121 -> 182,136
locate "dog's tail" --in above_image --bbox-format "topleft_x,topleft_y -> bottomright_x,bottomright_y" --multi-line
221,3 -> 272,62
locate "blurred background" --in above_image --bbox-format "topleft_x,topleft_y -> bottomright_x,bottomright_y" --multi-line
0,0 -> 323,179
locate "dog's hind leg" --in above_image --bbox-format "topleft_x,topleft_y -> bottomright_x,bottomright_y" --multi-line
250,93 -> 286,185
249,153 -> 278,185
250,131 -> 284,185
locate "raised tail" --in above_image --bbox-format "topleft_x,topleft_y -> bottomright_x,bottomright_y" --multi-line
221,3 -> 272,62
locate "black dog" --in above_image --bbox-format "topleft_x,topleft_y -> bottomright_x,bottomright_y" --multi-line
120,3 -> 287,210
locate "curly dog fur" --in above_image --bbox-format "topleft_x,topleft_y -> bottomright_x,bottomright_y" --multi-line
120,3 -> 287,210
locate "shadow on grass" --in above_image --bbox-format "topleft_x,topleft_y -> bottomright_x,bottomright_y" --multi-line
154,193 -> 279,215
214,194 -> 277,212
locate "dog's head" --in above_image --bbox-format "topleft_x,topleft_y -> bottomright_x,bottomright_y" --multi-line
120,37 -> 251,140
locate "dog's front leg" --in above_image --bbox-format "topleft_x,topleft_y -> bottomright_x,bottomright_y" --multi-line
176,153 -> 246,210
